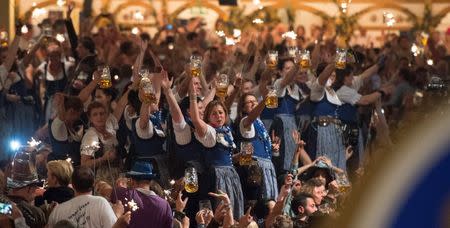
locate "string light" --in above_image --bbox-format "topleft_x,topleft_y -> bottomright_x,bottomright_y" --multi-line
427,59 -> 434,66
215,30 -> 225,37
233,29 -> 241,38
252,18 -> 264,24
32,8 -> 47,19
56,33 -> 66,43
225,37 -> 236,46
282,31 -> 297,40
56,0 -> 66,7
131,27 -> 139,35
21,25 -> 29,34
383,12 -> 396,27
133,11 -> 144,21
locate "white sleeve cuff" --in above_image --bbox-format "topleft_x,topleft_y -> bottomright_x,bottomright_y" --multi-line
239,117 -> 255,139
136,118 -> 154,139
309,79 -> 325,102
107,114 -> 119,131
173,119 -> 192,145
51,117 -> 68,141
195,125 -> 217,148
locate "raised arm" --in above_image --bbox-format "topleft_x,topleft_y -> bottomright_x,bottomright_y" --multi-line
138,93 -> 150,130
279,63 -> 299,88
242,92 -> 267,129
131,40 -> 148,82
224,74 -> 242,112
78,70 -> 100,103
189,79 -> 209,138
161,70 -> 183,124
318,63 -> 335,86
113,89 -> 130,121
22,36 -> 43,67
65,2 -> 79,59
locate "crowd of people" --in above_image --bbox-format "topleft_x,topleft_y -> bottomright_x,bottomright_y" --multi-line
0,3 -> 449,228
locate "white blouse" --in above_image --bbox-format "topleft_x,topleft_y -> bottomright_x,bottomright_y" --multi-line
81,127 -> 118,157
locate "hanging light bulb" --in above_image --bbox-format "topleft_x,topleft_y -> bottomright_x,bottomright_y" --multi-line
252,18 -> 264,24
131,27 -> 140,35
56,33 -> 66,43
133,11 -> 144,21
215,30 -> 225,37
56,0 -> 66,7
233,29 -> 241,38
21,25 -> 29,34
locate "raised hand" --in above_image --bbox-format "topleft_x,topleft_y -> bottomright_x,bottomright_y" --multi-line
67,1 -> 75,18
238,207 -> 253,227
208,190 -> 231,205
175,191 -> 188,212
160,70 -> 173,90
271,130 -> 281,153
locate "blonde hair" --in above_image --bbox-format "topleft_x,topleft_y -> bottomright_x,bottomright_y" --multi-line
46,160 -> 73,186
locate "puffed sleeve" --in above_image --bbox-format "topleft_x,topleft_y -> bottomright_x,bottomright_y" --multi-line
173,118 -> 192,146
81,129 -> 99,157
309,78 -> 325,102
239,117 -> 255,139
51,117 -> 68,141
135,117 -> 155,139
195,125 -> 217,148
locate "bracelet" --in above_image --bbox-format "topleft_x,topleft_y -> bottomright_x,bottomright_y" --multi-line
173,210 -> 186,221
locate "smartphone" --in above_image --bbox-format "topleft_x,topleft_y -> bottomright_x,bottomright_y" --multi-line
0,202 -> 12,215
199,200 -> 212,211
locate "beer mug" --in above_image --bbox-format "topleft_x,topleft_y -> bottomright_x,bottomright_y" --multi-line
335,49 -> 347,70
184,167 -> 199,193
239,141 -> 254,166
335,172 -> 351,193
215,74 -> 229,98
99,66 -> 112,89
420,32 -> 429,47
266,50 -> 278,69
190,55 -> 202,77
0,31 -> 8,47
265,86 -> 278,109
140,71 -> 157,104
287,46 -> 298,59
299,50 -> 311,70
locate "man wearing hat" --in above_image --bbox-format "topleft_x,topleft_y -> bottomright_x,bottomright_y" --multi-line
6,151 -> 46,228
111,161 -> 173,228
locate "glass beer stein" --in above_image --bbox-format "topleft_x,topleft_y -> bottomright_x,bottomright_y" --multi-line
190,55 -> 202,77
335,49 -> 347,70
184,167 -> 199,193
140,71 -> 157,104
216,74 -> 229,98
266,50 -> 278,70
239,141 -> 254,166
265,86 -> 278,109
99,66 -> 112,89
288,46 -> 298,59
299,50 -> 311,70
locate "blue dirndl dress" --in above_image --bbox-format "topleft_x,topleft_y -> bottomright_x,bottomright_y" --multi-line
305,89 -> 346,171
203,126 -> 244,219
